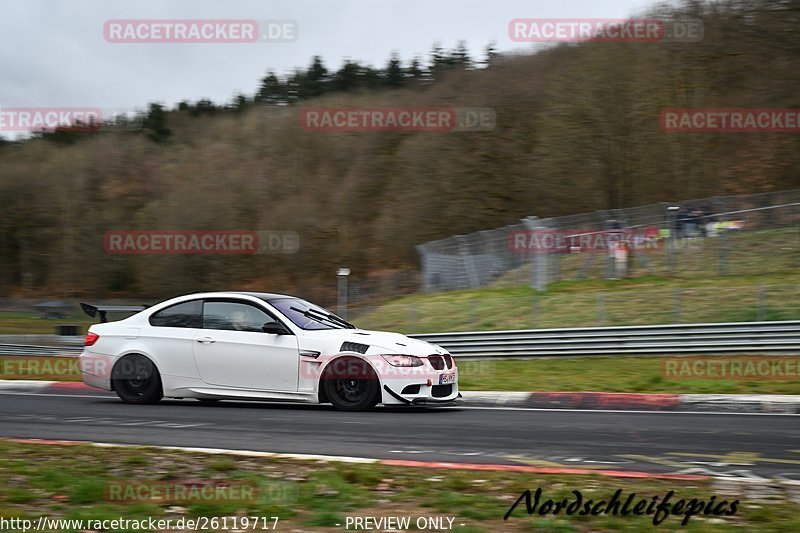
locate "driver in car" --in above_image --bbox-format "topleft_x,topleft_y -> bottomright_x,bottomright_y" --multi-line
231,309 -> 252,331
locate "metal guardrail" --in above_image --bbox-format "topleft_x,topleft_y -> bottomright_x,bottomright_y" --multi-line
0,343 -> 82,356
410,321 -> 800,358
0,335 -> 83,356
2,321 -> 800,358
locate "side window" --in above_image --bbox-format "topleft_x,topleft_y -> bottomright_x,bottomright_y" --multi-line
203,301 -> 276,332
149,300 -> 202,328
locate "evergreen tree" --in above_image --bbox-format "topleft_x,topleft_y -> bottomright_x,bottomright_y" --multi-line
301,56 -> 329,98
331,60 -> 362,92
483,41 -> 498,68
359,65 -> 382,91
452,41 -> 472,69
143,102 -> 171,142
231,93 -> 247,112
257,72 -> 286,105
405,56 -> 425,87
385,52 -> 404,89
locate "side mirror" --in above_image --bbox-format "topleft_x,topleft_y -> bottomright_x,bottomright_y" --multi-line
262,322 -> 287,335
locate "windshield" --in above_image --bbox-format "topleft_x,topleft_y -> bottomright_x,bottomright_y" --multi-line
266,297 -> 352,330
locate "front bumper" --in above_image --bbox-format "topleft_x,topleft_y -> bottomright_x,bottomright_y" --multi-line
382,383 -> 461,407
411,395 -> 462,407
376,357 -> 459,406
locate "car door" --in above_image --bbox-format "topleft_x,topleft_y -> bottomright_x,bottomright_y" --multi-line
192,299 -> 300,391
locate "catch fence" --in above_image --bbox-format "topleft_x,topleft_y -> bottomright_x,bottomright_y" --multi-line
416,189 -> 800,292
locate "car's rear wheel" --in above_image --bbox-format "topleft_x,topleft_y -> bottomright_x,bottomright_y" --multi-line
112,354 -> 163,404
323,358 -> 379,411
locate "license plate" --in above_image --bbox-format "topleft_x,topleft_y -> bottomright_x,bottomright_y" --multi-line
439,372 -> 455,385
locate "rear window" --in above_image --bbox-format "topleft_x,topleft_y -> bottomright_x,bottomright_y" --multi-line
148,300 -> 202,328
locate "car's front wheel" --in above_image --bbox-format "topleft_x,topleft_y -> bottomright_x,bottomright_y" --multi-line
112,354 -> 163,404
323,358 -> 380,411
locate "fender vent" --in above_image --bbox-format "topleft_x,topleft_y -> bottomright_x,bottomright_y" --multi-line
340,341 -> 369,354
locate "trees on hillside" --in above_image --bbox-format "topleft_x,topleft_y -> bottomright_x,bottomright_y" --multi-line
255,43 -> 476,105
0,0 -> 798,298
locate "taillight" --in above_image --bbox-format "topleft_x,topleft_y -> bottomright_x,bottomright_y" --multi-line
84,332 -> 99,346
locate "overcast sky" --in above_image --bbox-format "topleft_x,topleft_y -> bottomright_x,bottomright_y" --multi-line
1,0 -> 668,115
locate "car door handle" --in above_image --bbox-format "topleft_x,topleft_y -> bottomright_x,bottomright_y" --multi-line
196,337 -> 216,344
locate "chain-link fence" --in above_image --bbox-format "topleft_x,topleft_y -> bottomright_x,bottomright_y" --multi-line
416,189 -> 800,292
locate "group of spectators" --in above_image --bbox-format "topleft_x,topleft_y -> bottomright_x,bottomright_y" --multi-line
674,207 -> 714,238
603,207 -> 744,246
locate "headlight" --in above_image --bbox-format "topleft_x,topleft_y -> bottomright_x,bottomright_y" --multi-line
381,354 -> 423,367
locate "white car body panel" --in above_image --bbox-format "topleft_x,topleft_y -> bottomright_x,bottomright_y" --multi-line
80,292 -> 459,408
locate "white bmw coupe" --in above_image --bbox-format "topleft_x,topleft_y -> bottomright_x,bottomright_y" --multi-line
80,292 -> 459,411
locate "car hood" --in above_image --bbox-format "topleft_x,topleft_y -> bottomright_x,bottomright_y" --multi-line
299,328 -> 446,356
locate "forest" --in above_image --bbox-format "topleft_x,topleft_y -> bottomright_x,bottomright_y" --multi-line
0,0 -> 797,302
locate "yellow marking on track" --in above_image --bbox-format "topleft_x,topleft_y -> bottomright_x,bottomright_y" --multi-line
504,455 -> 604,469
618,454 -> 687,468
668,451 -> 800,465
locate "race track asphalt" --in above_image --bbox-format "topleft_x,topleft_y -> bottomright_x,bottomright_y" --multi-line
0,391 -> 798,480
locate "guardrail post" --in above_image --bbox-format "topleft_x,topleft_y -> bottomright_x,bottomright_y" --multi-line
551,253 -> 560,283
523,217 -> 548,291
667,207 -> 677,274
470,299 -> 478,329
596,293 -> 605,326
532,295 -> 539,328
673,288 -> 682,323
408,303 -> 417,332
719,228 -> 730,275
757,285 -> 766,321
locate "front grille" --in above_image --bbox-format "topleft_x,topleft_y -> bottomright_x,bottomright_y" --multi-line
401,384 -> 421,395
431,384 -> 452,398
428,355 -> 445,370
443,354 -> 453,368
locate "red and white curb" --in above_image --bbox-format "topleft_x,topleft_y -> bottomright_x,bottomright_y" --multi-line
460,391 -> 800,413
0,381 -> 798,413
0,380 -> 109,394
0,438 -> 708,481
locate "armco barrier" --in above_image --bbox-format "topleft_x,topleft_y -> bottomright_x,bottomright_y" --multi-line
0,343 -> 82,356
2,320 -> 800,358
409,321 -> 800,358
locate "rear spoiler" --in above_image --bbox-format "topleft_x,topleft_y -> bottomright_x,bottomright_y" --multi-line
80,303 -> 148,323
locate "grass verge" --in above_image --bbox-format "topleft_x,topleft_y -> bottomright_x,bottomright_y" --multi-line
456,356 -> 800,395
0,440 -> 797,532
